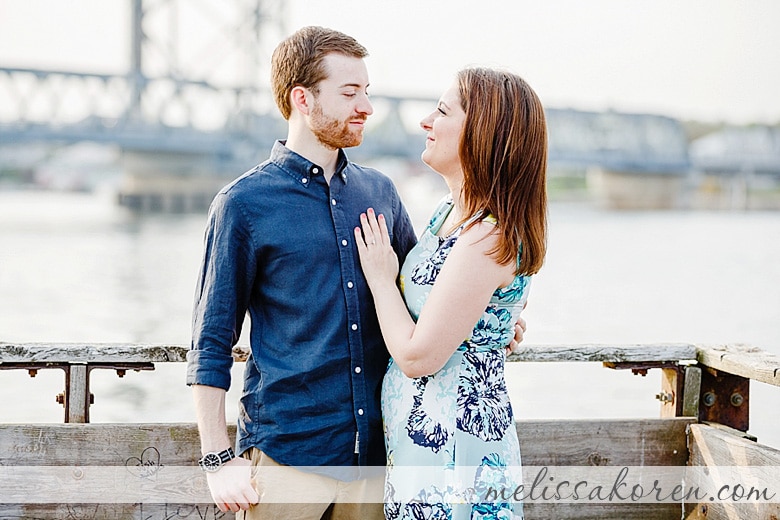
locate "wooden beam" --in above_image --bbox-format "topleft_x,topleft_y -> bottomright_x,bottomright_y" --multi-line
1,420 -> 694,469
657,365 -> 702,418
517,418 -> 693,467
685,423 -> 780,519
64,364 -> 89,423
524,503 -> 683,519
0,423 -> 223,466
697,344 -> 780,388
0,419 -> 697,520
1,342 -> 701,365
682,366 -> 702,417
0,342 -> 190,363
509,343 -> 697,363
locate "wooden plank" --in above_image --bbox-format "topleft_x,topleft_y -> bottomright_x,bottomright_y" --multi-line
0,423 -> 221,466
66,364 -> 90,423
659,367 -> 682,417
0,420 -> 695,520
517,418 -> 694,467
685,423 -> 780,520
687,422 -> 780,469
697,343 -> 780,388
0,423 -> 237,519
508,343 -> 697,363
2,342 -> 700,365
4,343 -> 778,387
525,503 -> 682,519
682,366 -> 702,417
0,342 -> 191,363
519,419 -> 693,519
0,503 -> 234,520
1,420 -> 693,468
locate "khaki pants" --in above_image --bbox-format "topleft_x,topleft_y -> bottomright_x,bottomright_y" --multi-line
238,448 -> 385,520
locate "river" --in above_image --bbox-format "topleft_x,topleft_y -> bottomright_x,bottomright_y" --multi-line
1,182 -> 778,448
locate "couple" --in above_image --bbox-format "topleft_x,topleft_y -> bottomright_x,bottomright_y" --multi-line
186,26 -> 547,520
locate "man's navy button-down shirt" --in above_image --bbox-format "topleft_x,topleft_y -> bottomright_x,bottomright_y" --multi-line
187,141 -> 417,469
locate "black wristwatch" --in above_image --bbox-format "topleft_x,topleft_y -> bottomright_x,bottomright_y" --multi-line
198,447 -> 236,472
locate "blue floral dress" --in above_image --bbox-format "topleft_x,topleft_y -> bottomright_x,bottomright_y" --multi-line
382,197 -> 529,520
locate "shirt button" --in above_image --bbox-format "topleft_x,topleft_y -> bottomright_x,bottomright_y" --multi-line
355,366 -> 362,374
341,239 -> 348,246
347,281 -> 354,288
312,167 -> 320,174
331,198 -> 337,205
358,409 -> 364,416
351,323 -> 358,331
301,177 -> 308,184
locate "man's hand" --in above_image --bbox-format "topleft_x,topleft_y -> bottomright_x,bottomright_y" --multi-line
505,315 -> 527,357
206,457 -> 259,513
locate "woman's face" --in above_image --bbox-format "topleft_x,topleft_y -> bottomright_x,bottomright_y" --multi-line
420,82 -> 466,179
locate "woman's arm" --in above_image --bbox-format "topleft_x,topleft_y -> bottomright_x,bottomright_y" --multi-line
355,209 -> 514,378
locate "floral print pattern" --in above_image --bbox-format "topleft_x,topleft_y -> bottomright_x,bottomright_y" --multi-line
406,376 -> 451,452
383,197 -> 528,520
457,350 -> 513,442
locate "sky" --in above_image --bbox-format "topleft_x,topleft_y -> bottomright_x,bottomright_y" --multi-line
0,0 -> 779,124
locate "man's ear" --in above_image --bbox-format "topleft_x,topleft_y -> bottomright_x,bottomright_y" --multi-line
290,86 -> 311,116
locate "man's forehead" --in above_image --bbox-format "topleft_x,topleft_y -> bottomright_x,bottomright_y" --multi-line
320,53 -> 369,87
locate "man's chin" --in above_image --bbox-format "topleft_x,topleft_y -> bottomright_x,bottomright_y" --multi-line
315,129 -> 364,150
337,134 -> 364,150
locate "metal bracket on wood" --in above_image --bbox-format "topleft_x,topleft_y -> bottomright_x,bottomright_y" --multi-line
0,362 -> 154,423
603,361 -> 702,418
698,366 -> 750,432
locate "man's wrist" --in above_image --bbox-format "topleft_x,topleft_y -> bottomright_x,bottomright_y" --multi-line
198,447 -> 236,472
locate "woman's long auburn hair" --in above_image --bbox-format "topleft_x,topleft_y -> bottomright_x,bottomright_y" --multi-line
457,67 -> 548,275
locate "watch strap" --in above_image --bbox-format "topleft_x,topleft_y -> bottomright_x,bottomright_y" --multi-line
198,447 -> 236,472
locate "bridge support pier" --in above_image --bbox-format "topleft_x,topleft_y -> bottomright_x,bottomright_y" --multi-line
587,167 -> 686,210
118,150 -> 236,212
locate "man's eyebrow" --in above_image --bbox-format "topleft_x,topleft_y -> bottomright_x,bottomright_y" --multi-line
340,82 -> 368,89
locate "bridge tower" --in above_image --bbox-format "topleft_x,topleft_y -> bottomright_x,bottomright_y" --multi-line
118,0 -> 288,211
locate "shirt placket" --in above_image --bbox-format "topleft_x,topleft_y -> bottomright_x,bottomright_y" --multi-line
328,172 -> 369,464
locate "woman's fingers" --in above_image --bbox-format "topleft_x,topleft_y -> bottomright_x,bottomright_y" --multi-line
365,208 -> 381,242
377,212 -> 390,246
360,208 -> 389,247
359,211 -> 377,246
365,208 -> 391,247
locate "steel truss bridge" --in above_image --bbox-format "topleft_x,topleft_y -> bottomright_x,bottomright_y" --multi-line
0,0 -> 692,204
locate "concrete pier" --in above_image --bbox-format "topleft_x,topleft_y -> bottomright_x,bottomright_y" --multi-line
587,168 -> 685,210
117,150 -> 238,212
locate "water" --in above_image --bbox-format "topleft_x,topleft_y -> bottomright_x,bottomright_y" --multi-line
1,184 -> 779,449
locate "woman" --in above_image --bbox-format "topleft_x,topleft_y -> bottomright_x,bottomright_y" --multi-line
354,67 -> 547,519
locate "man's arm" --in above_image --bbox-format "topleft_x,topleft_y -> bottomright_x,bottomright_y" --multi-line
192,384 -> 258,513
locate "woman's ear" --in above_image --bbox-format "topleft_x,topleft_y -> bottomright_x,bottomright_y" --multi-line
290,86 -> 311,117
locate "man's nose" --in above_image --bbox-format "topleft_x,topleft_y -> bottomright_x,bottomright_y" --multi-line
357,93 -> 373,116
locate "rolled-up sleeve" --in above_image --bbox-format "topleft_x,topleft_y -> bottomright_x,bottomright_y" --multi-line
186,191 -> 257,390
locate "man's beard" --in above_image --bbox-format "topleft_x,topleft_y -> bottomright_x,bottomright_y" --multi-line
311,101 -> 365,150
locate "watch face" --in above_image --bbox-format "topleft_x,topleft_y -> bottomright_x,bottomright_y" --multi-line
201,452 -> 222,472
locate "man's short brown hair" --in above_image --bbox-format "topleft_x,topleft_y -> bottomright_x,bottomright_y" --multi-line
271,26 -> 369,120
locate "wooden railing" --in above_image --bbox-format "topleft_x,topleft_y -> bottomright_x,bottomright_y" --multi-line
1,342 -> 779,519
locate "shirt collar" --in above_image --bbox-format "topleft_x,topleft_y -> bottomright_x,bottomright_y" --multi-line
270,140 -> 350,186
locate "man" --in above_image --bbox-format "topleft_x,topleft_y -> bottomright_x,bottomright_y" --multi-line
187,26 -> 525,519
186,26 -> 417,519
